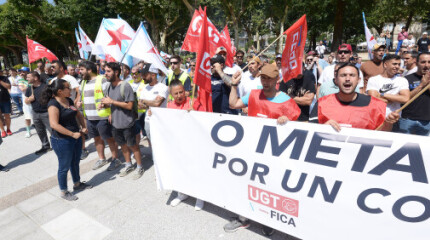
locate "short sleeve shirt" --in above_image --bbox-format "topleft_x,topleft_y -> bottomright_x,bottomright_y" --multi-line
47,98 -> 79,138
25,83 -> 48,113
0,76 -> 11,102
105,81 -> 136,129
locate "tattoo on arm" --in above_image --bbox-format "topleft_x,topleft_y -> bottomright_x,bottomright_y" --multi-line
221,74 -> 232,86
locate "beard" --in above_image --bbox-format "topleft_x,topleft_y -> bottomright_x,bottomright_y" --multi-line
83,73 -> 91,81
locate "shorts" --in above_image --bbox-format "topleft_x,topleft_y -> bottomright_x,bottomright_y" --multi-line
135,113 -> 146,132
0,101 -> 12,114
112,123 -> 138,147
23,102 -> 33,120
87,119 -> 113,140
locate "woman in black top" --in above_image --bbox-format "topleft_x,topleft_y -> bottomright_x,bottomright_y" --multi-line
42,79 -> 91,201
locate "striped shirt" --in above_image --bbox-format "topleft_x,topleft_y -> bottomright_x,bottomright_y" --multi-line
80,77 -> 110,120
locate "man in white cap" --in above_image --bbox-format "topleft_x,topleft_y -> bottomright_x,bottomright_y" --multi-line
216,46 -> 241,75
416,32 -> 429,53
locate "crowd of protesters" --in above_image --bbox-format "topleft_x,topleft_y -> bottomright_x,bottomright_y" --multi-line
0,29 -> 429,236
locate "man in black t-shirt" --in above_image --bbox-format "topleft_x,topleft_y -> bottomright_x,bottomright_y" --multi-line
394,52 -> 430,135
279,69 -> 316,121
416,32 -> 429,53
25,71 -> 52,155
0,71 -> 11,138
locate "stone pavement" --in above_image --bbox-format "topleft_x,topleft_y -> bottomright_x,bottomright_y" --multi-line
0,114 -> 299,240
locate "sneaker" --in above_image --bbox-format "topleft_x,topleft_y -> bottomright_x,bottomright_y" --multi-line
132,167 -> 144,180
73,181 -> 93,191
224,218 -> 250,233
195,199 -> 204,211
170,193 -> 189,207
61,191 -> 78,201
92,159 -> 108,170
35,147 -> 50,155
119,164 -> 135,177
6,129 -> 12,136
107,158 -> 122,171
261,226 -> 275,236
25,132 -> 31,138
1,131 -> 6,138
80,148 -> 89,160
0,164 -> 9,172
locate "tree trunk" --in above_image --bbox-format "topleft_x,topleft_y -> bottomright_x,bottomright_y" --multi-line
405,10 -> 414,30
331,0 -> 346,52
256,30 -> 260,52
277,4 -> 289,54
160,30 -> 167,52
181,0 -> 194,17
233,21 -> 240,50
11,48 -> 23,64
311,34 -> 317,50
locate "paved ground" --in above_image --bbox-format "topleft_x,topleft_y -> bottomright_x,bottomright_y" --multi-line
0,114 -> 299,240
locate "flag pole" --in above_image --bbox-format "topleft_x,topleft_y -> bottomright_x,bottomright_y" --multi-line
190,83 -> 197,109
375,81 -> 430,130
241,33 -> 286,71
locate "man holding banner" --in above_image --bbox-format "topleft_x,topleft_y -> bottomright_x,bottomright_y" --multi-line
226,64 -> 301,236
310,63 -> 399,131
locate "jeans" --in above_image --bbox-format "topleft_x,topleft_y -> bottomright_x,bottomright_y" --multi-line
10,93 -> 23,113
33,111 -> 52,149
393,118 -> 430,136
395,40 -> 403,55
51,136 -> 82,191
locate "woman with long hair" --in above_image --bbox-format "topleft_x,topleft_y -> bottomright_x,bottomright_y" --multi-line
42,79 -> 91,200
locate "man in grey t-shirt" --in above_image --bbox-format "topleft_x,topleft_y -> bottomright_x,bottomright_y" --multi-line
101,62 -> 143,180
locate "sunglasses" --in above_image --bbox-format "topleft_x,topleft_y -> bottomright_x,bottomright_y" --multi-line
338,50 -> 351,55
190,65 -> 196,67
306,58 -> 313,61
170,62 -> 179,65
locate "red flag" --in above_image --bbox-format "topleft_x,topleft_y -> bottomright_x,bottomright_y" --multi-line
181,8 -> 234,67
281,15 -> 307,82
194,7 -> 212,112
220,25 -> 236,55
26,36 -> 58,63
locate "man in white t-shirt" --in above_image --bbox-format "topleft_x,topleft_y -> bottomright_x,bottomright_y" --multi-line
315,41 -> 326,59
9,68 -> 24,115
317,44 -> 364,97
138,64 -> 168,141
50,60 -> 80,103
367,54 -> 410,116
237,56 -> 262,115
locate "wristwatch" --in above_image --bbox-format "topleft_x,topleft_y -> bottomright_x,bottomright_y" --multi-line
380,92 -> 385,97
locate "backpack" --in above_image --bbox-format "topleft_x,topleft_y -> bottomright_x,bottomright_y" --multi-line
119,81 -> 139,119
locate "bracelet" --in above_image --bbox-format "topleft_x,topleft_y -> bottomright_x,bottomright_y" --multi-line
231,83 -> 239,86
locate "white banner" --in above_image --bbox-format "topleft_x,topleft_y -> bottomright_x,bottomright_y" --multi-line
150,108 -> 430,240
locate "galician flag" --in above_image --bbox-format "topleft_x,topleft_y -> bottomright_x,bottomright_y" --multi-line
78,23 -> 94,53
75,28 -> 84,59
363,12 -> 377,60
91,18 -> 135,63
125,22 -> 169,75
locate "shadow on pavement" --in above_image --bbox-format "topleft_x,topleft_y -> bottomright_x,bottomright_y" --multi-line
5,151 -> 44,169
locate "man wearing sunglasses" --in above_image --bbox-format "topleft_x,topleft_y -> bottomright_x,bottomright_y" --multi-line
317,44 -> 364,97
360,44 -> 385,91
167,55 -> 192,97
305,51 -> 323,81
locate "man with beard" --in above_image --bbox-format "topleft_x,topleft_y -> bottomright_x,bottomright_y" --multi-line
360,44 -> 385,90
77,61 -> 120,171
367,54 -> 410,118
310,63 -> 399,131
317,44 -> 364,97
51,60 -> 80,103
101,62 -> 144,180
394,52 -> 430,135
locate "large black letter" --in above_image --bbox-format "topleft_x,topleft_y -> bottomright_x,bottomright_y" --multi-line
304,132 -> 347,168
357,188 -> 391,214
307,176 -> 342,203
256,127 -> 307,159
213,152 -> 227,168
250,163 -> 270,184
369,143 -> 428,183
228,158 -> 248,176
281,169 -> 307,193
211,120 -> 244,147
393,196 -> 430,223
348,137 -> 392,172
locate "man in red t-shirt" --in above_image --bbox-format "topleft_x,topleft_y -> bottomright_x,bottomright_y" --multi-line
167,80 -> 202,111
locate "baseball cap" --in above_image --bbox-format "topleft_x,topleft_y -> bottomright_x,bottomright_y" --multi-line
338,44 -> 352,52
307,50 -> 317,56
423,32 -> 428,35
260,64 -> 279,78
148,65 -> 158,74
138,63 -> 151,74
372,43 -> 386,51
216,47 -> 227,55
210,54 -> 225,65
248,56 -> 261,64
275,54 -> 282,59
18,66 -> 30,72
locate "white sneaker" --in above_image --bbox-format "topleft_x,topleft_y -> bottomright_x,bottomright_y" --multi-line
25,132 -> 31,138
170,192 -> 188,207
195,199 -> 204,211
